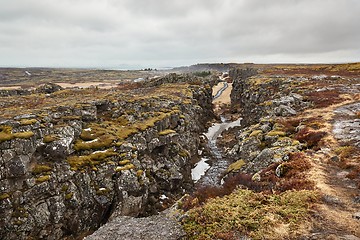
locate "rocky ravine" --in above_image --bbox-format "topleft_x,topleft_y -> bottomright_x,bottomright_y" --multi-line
88,65 -> 360,239
0,74 -> 214,239
215,65 -> 360,238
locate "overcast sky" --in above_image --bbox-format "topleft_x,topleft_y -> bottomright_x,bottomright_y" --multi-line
1,0 -> 359,69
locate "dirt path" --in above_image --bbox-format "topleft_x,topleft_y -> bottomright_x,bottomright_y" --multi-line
300,94 -> 360,238
212,82 -> 232,113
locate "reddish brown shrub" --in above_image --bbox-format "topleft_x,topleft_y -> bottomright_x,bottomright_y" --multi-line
283,152 -> 312,175
295,127 -> 327,148
277,118 -> 301,134
304,89 -> 342,108
347,166 -> 360,180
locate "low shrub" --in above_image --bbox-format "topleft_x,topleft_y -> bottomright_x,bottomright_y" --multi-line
304,89 -> 342,108
295,127 -> 327,148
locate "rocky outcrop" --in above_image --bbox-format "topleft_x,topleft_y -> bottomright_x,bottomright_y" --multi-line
0,83 -> 63,97
333,102 -> 360,147
230,68 -> 309,127
225,117 -> 304,176
84,214 -> 186,240
225,67 -> 312,180
0,75 -> 214,239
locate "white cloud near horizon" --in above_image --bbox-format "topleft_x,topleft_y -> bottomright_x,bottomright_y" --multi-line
0,0 -> 359,69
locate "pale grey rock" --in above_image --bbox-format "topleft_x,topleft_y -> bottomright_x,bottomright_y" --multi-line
85,215 -> 186,240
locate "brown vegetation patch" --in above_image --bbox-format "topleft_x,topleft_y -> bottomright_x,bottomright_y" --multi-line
295,127 -> 327,149
262,63 -> 360,77
304,89 -> 343,108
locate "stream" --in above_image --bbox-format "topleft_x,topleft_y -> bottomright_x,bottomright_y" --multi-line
192,116 -> 242,187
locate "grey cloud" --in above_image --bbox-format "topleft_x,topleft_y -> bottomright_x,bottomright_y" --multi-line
0,0 -> 359,68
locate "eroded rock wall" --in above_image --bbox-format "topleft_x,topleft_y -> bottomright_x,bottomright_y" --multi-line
230,68 -> 308,126
226,67 -> 312,180
0,77 -> 213,239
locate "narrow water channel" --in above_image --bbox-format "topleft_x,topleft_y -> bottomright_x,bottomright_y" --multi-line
192,116 -> 241,187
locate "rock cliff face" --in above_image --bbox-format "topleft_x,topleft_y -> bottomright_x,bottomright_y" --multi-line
226,67 -> 312,180
0,75 -> 214,239
230,68 -> 309,126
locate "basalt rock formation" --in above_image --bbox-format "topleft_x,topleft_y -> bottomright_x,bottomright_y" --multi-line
0,74 -> 214,239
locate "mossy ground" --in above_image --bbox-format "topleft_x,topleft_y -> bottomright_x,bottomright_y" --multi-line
182,189 -> 317,239
0,125 -> 34,142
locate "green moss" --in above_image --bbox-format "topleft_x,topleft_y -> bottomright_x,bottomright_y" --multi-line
0,125 -> 14,142
61,185 -> 69,192
35,175 -> 50,184
262,100 -> 273,106
62,115 -> 81,121
67,149 -> 118,170
65,192 -> 74,200
159,129 -> 176,135
292,140 -> 301,146
11,207 -> 28,218
136,169 -> 144,177
74,135 -> 116,151
31,164 -> 52,174
13,131 -> 34,139
0,132 -> 14,142
179,149 -> 190,158
182,189 -> 318,239
119,159 -> 131,165
13,220 -> 24,225
267,131 -> 287,137
249,130 -> 262,137
20,119 -> 37,125
115,164 -> 135,172
0,193 -> 10,201
79,131 -> 97,141
43,134 -> 58,143
226,159 -> 246,173
96,188 -> 109,195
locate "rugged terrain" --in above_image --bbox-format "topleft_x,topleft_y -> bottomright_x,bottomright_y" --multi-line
182,63 -> 360,239
0,73 -> 215,239
1,63 -> 360,239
